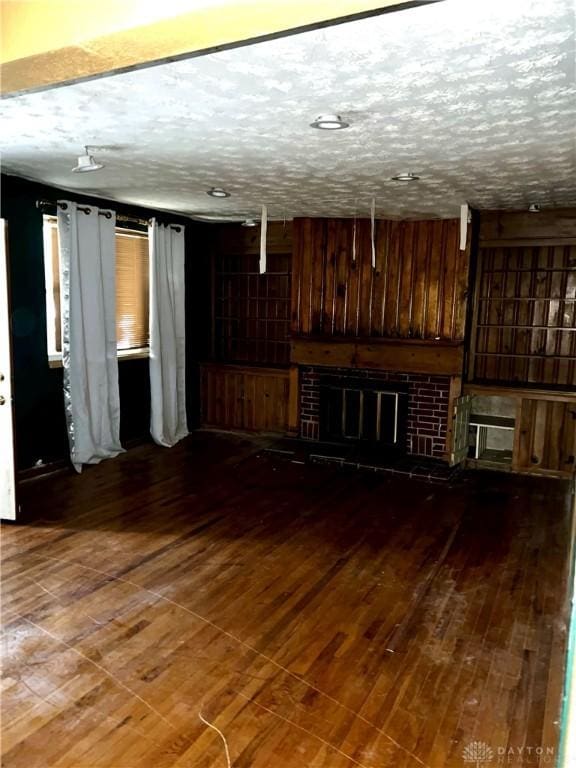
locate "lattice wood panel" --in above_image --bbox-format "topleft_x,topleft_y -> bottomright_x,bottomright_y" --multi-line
214,250 -> 291,365
472,244 -> 576,388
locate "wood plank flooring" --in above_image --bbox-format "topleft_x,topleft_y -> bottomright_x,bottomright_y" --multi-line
1,431 -> 573,767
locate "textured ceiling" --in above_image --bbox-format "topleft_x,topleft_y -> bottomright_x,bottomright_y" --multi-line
2,0 -> 575,220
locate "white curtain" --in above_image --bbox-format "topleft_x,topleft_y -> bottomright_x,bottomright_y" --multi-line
148,219 -> 188,447
58,201 -> 124,472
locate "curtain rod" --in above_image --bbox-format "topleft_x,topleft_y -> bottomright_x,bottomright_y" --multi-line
35,199 -> 183,231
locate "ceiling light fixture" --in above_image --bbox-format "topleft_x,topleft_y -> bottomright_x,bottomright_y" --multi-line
310,114 -> 349,130
207,187 -> 231,198
72,146 -> 104,173
241,218 -> 257,227
391,172 -> 420,182
528,203 -> 541,213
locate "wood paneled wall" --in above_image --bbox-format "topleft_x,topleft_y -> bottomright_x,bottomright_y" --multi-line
471,208 -> 576,389
291,218 -> 469,341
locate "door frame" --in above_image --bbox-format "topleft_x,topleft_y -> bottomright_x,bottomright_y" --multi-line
0,218 -> 17,521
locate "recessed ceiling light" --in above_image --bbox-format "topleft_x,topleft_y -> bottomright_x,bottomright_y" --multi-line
207,187 -> 231,198
391,172 -> 420,182
310,114 -> 349,130
241,218 -> 257,227
528,203 -> 541,213
72,146 -> 104,173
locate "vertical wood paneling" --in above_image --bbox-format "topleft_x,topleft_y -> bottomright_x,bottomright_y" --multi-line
385,220 -> 402,335
426,220 -> 442,339
290,218 -> 303,335
301,217 -> 313,335
201,364 -> 289,433
443,219 -> 463,339
398,222 -> 415,336
291,217 -> 468,341
372,219 -> 389,336
515,398 -> 576,476
358,219 -> 374,336
323,219 -> 337,335
346,219 -> 361,336
311,219 -> 325,332
412,221 -> 428,338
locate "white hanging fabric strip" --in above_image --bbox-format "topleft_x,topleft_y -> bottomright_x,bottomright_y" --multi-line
259,205 -> 268,274
370,198 -> 376,267
460,203 -> 469,251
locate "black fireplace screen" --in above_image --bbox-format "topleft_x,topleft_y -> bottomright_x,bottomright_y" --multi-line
319,376 -> 408,449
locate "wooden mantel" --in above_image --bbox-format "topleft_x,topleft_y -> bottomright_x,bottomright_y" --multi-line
291,336 -> 464,376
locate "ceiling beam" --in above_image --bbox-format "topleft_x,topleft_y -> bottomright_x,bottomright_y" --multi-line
1,0 -> 441,97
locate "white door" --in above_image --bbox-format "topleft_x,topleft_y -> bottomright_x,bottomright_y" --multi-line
0,219 -> 17,521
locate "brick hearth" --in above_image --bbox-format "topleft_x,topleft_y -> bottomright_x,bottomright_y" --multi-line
300,366 -> 450,459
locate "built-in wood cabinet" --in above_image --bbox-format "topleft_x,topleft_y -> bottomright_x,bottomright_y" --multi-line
200,363 -> 292,433
464,384 -> 576,478
210,222 -> 292,366
514,397 -> 576,476
470,209 -> 576,389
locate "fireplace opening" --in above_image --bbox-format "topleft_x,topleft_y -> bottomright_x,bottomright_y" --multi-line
319,375 -> 408,452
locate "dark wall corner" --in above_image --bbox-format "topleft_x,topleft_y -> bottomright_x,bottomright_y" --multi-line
1,174 -> 208,469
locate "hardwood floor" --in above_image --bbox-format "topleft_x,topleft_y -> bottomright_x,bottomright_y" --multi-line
1,431 -> 572,767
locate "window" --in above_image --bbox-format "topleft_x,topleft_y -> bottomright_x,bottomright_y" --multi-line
43,216 -> 150,361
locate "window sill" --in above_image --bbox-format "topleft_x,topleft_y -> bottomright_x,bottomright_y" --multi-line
48,348 -> 150,369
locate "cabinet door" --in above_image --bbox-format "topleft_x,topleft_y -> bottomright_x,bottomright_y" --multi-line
243,371 -> 288,432
514,399 -> 576,476
450,395 -> 472,466
201,364 -> 289,433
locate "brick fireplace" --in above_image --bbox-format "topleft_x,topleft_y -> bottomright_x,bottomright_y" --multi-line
300,366 -> 450,459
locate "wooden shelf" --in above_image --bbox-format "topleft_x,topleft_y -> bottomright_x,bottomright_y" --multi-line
475,352 -> 576,360
478,296 -> 576,302
477,324 -> 576,331
291,334 -> 463,346
481,267 -> 576,273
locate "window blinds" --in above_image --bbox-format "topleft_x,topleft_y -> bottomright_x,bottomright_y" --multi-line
115,230 -> 149,350
44,217 -> 149,352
